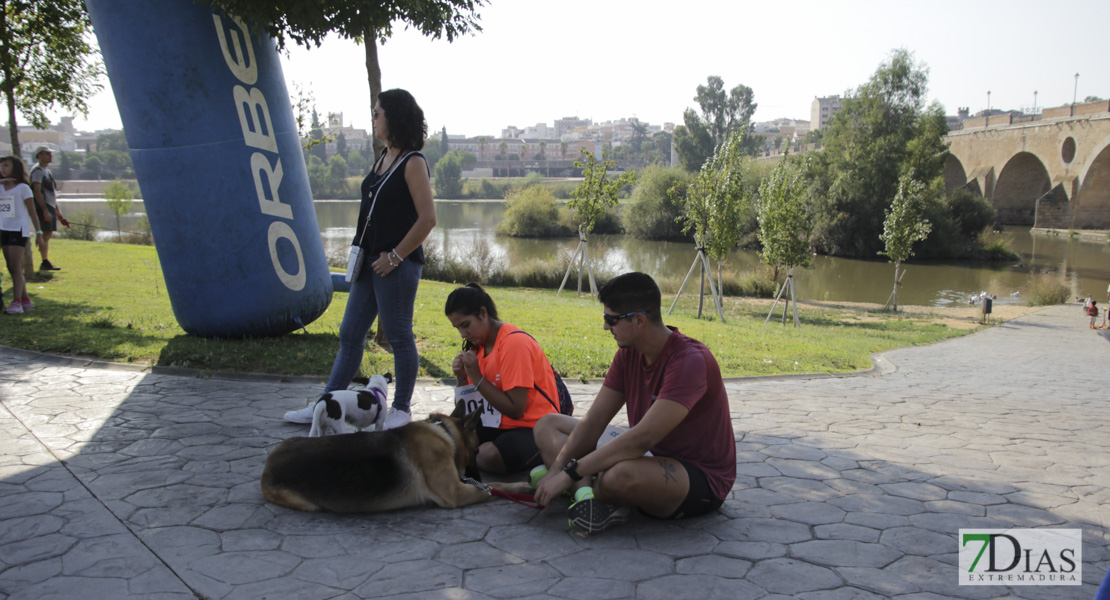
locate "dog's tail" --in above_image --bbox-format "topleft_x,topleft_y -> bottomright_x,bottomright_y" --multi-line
308,400 -> 327,437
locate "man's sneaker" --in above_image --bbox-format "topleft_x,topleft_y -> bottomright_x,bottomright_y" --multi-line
4,301 -> 23,315
20,298 -> 33,311
529,466 -> 548,490
382,407 -> 411,430
283,400 -> 319,424
567,487 -> 630,535
40,260 -> 60,271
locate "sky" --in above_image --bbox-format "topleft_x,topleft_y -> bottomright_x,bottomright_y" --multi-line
57,0 -> 1109,138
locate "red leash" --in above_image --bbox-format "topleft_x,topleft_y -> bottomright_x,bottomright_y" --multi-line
490,488 -> 544,509
463,477 -> 544,509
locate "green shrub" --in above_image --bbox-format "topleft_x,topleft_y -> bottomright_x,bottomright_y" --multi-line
466,178 -> 506,199
653,266 -> 777,299
56,210 -> 99,241
1024,271 -> 1070,306
918,186 -> 1000,259
434,152 -> 465,199
623,166 -> 692,240
559,204 -> 622,234
972,228 -> 1020,261
423,239 -> 616,290
496,186 -> 572,237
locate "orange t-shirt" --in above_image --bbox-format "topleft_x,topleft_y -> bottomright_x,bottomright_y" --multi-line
468,323 -> 559,429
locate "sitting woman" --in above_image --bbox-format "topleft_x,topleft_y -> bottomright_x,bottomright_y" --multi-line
445,283 -> 560,474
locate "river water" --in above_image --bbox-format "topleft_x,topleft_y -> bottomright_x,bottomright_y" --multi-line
64,198 -> 1110,307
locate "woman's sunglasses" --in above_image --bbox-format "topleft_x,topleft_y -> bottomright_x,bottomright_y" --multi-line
603,310 -> 646,327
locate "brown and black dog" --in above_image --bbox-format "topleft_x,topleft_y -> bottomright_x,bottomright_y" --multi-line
261,410 -> 532,512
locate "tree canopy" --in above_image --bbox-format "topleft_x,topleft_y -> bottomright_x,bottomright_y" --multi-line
675,130 -> 750,264
879,173 -> 931,310
673,76 -> 757,171
0,0 -> 102,152
208,0 -> 486,158
570,149 -> 634,235
207,0 -> 485,48
807,49 -> 945,257
758,157 -> 813,273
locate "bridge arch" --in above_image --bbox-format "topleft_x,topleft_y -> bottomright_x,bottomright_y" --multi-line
943,154 -> 967,193
1075,135 -> 1110,229
993,152 -> 1051,226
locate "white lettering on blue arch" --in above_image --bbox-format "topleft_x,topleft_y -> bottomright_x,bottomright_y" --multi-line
213,14 -> 305,291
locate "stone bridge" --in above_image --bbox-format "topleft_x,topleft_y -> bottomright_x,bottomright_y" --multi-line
945,100 -> 1110,230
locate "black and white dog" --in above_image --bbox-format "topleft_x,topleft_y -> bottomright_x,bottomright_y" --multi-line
308,374 -> 391,437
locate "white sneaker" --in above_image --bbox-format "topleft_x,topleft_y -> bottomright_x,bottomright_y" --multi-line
284,401 -> 318,424
382,407 -> 411,430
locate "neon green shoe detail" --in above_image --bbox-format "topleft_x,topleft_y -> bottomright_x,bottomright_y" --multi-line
567,487 -> 630,535
529,466 -> 548,490
573,486 -> 595,503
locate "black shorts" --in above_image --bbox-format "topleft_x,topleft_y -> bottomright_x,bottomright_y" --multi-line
0,230 -> 28,247
477,426 -> 543,474
643,458 -> 723,520
34,204 -> 56,233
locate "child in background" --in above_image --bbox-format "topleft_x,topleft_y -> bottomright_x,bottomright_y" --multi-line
1088,300 -> 1099,329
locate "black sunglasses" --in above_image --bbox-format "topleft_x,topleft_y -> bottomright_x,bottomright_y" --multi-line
603,310 -> 646,327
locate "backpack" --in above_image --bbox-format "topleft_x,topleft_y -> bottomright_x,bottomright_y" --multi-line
507,330 -> 574,416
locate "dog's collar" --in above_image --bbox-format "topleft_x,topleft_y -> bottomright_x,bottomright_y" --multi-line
427,418 -> 452,437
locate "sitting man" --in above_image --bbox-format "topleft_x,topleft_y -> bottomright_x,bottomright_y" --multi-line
533,272 -> 736,534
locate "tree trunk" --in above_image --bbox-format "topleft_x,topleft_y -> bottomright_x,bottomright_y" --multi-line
0,2 -> 19,154
363,31 -> 383,161
4,81 -> 18,155
892,262 -> 900,312
717,258 -> 723,297
697,260 -> 705,318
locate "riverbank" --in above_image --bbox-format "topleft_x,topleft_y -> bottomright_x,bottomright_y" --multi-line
0,239 -> 1003,381
786,298 -> 1044,329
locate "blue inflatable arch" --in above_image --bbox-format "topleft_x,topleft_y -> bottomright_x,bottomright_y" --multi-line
85,0 -> 332,337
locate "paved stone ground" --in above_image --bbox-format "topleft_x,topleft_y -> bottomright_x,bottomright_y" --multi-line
0,303 -> 1107,599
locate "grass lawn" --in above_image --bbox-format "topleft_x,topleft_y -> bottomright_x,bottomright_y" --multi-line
0,239 -> 976,381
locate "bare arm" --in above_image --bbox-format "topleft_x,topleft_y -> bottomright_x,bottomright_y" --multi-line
394,155 -> 436,258
574,396 -> 688,478
535,388 -> 689,506
30,181 -> 51,223
551,385 -> 625,468
22,196 -> 42,234
454,350 -> 528,420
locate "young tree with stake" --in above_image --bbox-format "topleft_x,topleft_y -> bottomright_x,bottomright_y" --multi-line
879,173 -> 931,312
558,149 -> 634,296
758,157 -> 814,326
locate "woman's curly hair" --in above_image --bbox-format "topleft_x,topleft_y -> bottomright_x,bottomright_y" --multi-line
378,89 -> 427,151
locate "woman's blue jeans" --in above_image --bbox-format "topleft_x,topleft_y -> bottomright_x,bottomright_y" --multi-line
324,259 -> 422,412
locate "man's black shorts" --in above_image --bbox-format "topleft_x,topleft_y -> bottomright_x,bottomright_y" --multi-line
644,458 -> 723,520
34,204 -> 57,233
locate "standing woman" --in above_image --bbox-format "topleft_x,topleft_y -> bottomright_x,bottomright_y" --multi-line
285,89 -> 435,429
0,156 -> 43,314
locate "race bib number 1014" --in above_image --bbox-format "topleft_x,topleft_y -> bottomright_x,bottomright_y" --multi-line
454,384 -> 502,428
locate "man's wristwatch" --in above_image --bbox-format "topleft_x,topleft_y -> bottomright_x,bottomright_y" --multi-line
563,458 -> 583,482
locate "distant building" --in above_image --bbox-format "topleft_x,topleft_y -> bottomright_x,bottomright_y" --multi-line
554,117 -> 590,139
13,116 -> 78,159
316,112 -> 371,156
811,95 -> 843,130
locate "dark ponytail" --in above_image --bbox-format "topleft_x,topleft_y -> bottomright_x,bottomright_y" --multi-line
444,283 -> 499,321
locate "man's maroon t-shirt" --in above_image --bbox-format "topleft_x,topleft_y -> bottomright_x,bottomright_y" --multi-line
602,328 -> 736,500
